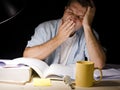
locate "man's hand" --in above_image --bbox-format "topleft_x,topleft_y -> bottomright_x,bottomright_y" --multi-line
57,19 -> 75,41
82,0 -> 96,26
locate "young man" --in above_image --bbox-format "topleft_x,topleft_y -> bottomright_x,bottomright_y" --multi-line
23,0 -> 106,68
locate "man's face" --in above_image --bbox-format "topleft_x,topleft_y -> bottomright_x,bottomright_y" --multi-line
62,2 -> 87,31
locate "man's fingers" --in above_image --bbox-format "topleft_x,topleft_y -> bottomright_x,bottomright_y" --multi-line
61,19 -> 74,30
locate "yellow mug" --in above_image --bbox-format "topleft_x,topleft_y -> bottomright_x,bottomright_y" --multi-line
75,61 -> 102,87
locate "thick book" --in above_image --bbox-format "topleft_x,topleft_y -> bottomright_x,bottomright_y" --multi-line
0,59 -> 32,84
0,65 -> 32,84
0,57 -> 76,83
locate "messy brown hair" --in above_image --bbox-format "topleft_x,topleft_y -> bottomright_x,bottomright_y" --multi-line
67,0 -> 92,7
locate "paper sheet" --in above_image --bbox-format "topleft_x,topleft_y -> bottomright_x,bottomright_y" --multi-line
94,68 -> 120,80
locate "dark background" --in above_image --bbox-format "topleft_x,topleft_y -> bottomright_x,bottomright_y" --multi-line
0,0 -> 119,64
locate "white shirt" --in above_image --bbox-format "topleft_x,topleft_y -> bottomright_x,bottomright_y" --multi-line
26,19 -> 99,65
59,34 -> 77,65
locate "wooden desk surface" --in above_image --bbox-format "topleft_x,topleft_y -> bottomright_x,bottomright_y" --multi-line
0,79 -> 120,90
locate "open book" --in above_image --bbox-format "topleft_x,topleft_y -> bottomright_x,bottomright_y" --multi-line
0,57 -> 76,83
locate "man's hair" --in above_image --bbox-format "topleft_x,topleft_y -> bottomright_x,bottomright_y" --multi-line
67,0 -> 92,7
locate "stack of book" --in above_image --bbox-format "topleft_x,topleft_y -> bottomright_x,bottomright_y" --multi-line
0,57 -> 76,84
0,59 -> 32,84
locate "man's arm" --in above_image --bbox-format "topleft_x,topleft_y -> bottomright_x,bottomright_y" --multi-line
84,25 -> 106,69
23,19 -> 75,60
23,36 -> 63,60
83,1 -> 106,69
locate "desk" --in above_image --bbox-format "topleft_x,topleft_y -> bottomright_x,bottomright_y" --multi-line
0,64 -> 120,90
0,79 -> 120,90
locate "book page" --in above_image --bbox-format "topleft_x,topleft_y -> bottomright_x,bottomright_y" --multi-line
94,68 -> 120,80
0,57 -> 49,78
43,64 -> 76,80
0,59 -> 20,67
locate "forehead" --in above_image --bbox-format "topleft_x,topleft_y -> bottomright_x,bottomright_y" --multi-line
69,2 -> 87,14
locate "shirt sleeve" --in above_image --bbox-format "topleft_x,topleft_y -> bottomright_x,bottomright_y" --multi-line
26,20 -> 57,47
26,24 -> 47,47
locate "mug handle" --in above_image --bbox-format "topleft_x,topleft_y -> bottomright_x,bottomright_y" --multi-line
93,68 -> 102,83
